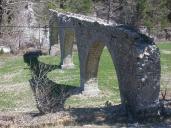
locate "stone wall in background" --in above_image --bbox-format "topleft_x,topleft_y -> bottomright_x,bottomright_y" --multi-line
0,0 -> 49,54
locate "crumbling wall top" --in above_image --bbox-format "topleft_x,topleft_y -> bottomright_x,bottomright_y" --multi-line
49,9 -> 117,26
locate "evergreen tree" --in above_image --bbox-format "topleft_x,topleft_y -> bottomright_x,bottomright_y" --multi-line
48,0 -> 93,14
136,0 -> 170,29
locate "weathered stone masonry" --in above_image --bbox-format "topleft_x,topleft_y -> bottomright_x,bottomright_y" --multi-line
49,9 -> 161,116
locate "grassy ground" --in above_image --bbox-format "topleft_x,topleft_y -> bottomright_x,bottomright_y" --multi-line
0,42 -> 171,112
157,42 -> 171,91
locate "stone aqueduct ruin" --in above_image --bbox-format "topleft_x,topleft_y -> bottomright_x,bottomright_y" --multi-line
49,9 -> 161,115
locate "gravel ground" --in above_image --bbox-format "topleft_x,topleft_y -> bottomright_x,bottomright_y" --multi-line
1,105 -> 171,128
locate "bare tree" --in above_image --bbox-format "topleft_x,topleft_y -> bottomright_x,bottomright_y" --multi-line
0,0 -> 50,53
92,0 -> 137,25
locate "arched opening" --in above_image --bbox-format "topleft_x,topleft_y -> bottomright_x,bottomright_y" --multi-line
98,48 -> 121,104
82,41 -> 121,103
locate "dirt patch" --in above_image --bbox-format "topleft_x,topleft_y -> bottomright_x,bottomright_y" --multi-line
1,106 -> 171,127
0,111 -> 75,128
161,72 -> 171,85
0,71 -> 22,83
0,62 -> 5,67
161,50 -> 171,55
0,82 -> 29,93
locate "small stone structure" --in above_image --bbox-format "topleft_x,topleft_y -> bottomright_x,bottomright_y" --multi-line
0,46 -> 11,53
49,10 -> 161,116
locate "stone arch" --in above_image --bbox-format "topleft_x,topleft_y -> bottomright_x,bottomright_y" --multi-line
49,10 -> 161,116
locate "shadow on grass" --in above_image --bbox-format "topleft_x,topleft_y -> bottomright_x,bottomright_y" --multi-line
22,51 -> 171,126
23,51 -> 81,114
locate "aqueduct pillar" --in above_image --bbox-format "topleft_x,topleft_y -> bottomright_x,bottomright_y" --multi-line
49,12 -> 75,69
59,27 -> 75,69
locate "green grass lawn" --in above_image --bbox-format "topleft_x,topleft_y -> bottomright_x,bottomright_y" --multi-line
0,42 -> 171,112
157,42 -> 171,90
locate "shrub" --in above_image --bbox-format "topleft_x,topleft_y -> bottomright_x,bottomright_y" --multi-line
66,0 -> 93,14
48,0 -> 93,14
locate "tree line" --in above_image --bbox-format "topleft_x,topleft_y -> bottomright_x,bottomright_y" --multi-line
0,0 -> 170,43
1,0 -> 171,29
48,0 -> 171,29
